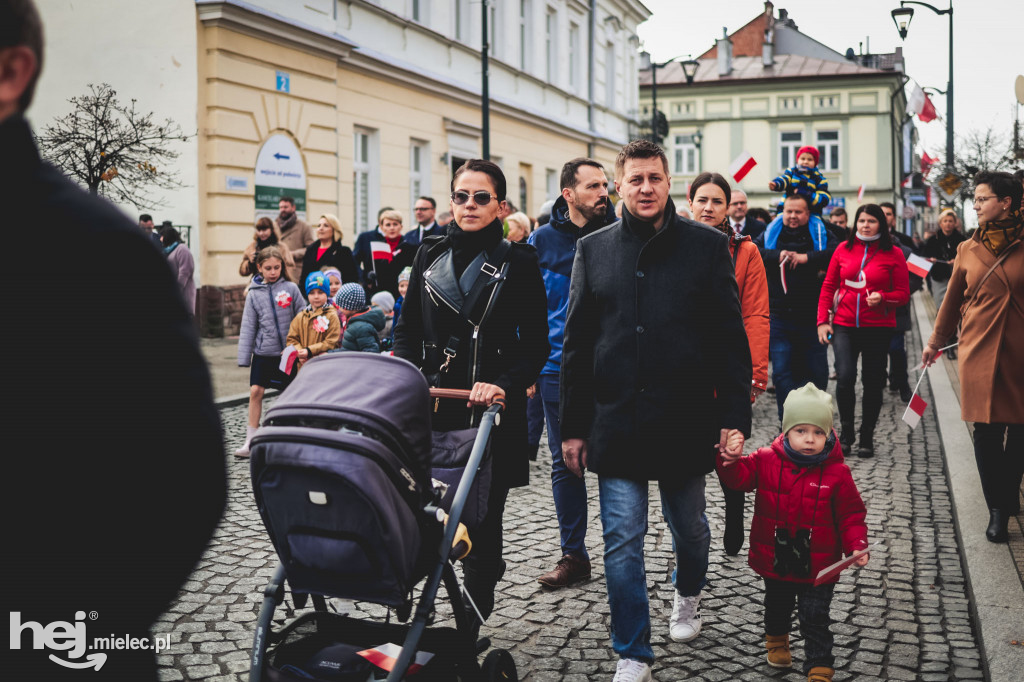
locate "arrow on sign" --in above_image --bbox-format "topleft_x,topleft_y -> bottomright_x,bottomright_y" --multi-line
273,152 -> 290,160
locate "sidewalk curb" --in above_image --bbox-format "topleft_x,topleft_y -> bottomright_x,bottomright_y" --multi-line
913,294 -> 1024,681
215,389 -> 278,409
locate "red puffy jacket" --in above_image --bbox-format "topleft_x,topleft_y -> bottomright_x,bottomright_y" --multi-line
716,434 -> 868,584
816,240 -> 910,328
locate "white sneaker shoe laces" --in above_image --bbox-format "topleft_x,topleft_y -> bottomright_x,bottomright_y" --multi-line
669,592 -> 702,642
612,658 -> 653,682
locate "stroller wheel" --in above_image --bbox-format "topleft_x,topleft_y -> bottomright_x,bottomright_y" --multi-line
481,649 -> 517,681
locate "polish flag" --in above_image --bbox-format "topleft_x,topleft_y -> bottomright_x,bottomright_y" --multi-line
906,252 -> 933,278
921,151 -> 939,174
371,241 -> 394,262
927,187 -> 938,208
902,393 -> 928,429
357,643 -> 434,675
901,174 -> 913,189
908,84 -> 938,123
857,184 -> 865,202
729,151 -> 757,183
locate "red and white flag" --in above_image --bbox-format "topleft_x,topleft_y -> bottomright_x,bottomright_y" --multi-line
906,252 -> 933,278
370,241 -> 394,262
729,151 -> 757,183
902,392 -> 928,429
857,184 -> 865,202
921,151 -> 939,174
901,174 -> 913,189
908,84 -> 938,123
357,643 -> 434,675
926,186 -> 938,208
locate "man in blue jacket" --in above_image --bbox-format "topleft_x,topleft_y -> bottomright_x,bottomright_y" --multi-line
529,158 -> 616,589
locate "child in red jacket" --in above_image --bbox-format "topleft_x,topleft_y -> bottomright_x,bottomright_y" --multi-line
717,383 -> 869,682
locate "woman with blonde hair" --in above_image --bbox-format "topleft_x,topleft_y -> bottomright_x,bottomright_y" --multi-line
299,213 -> 358,286
506,211 -> 531,243
921,207 -> 965,308
240,216 -> 295,277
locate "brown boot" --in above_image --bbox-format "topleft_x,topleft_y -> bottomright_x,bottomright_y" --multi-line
765,633 -> 792,668
807,666 -> 835,682
536,554 -> 591,588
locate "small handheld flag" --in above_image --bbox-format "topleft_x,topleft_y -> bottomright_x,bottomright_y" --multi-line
902,367 -> 930,429
370,241 -> 394,262
729,151 -> 757,183
857,184 -> 865,202
906,252 -> 933,278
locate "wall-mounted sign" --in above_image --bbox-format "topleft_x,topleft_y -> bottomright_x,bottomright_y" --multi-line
225,175 -> 249,191
276,70 -> 290,93
254,134 -> 306,220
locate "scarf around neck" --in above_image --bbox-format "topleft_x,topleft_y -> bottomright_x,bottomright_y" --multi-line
447,218 -> 504,278
277,212 -> 297,233
978,209 -> 1023,256
782,432 -> 836,467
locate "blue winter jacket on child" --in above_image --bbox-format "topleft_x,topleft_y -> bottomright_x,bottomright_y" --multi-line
772,165 -> 831,214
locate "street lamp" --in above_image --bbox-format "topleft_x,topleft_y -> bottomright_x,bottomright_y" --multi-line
891,1 -> 954,177
646,54 -> 698,144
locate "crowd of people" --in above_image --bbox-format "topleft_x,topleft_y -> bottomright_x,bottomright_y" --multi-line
225,131 -> 1022,682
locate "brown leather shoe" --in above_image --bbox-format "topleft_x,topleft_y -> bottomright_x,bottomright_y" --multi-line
765,633 -> 791,668
537,554 -> 591,588
807,666 -> 834,682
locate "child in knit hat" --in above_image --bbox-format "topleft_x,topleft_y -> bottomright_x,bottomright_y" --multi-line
760,146 -> 832,255
285,272 -> 341,370
336,283 -> 385,353
716,383 -> 869,682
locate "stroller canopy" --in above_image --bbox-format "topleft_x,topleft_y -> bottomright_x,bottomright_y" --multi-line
264,353 -> 432,473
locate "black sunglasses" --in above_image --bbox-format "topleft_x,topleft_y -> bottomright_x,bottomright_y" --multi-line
451,190 -> 498,206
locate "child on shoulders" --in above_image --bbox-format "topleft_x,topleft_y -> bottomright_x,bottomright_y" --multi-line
762,146 -> 832,250
717,383 -> 869,682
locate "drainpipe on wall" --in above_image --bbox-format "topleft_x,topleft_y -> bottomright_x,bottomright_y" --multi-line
588,0 -> 597,157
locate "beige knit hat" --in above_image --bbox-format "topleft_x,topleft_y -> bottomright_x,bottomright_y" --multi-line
782,383 -> 834,434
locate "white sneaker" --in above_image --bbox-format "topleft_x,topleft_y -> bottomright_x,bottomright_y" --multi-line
669,592 -> 702,642
612,658 -> 653,682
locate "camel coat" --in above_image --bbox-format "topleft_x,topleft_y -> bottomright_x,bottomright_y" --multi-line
928,235 -> 1024,424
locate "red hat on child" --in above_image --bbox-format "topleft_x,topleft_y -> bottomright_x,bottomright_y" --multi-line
796,146 -> 820,165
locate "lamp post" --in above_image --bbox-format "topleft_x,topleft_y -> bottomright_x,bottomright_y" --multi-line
891,1 -> 953,175
481,0 -> 490,160
645,54 -> 699,144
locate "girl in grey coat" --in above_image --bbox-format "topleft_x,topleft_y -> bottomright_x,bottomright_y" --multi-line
235,246 -> 306,456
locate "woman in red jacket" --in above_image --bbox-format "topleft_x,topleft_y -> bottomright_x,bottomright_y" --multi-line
816,204 -> 910,457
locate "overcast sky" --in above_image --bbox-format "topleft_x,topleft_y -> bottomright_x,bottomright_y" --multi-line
637,0 -> 1023,171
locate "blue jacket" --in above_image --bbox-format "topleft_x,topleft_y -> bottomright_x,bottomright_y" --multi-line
772,165 -> 831,214
529,195 -> 616,376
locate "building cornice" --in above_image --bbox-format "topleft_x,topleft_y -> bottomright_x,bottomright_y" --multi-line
641,71 -> 904,93
196,0 -> 356,61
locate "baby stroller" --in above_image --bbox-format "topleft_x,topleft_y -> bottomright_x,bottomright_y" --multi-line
247,352 -> 516,681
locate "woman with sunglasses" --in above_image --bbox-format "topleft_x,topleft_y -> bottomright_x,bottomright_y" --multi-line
923,171 -> 1024,543
393,159 -> 549,636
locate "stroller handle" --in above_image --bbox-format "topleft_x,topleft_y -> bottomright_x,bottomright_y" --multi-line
428,387 -> 506,412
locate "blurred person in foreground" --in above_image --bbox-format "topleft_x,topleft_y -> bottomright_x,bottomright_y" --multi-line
2,1 -> 226,678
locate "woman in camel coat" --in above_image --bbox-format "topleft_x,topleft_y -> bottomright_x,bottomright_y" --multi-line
923,171 -> 1023,543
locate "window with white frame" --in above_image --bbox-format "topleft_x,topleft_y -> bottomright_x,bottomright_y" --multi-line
353,127 -> 379,233
779,130 -> 803,169
454,0 -> 467,41
545,7 -> 557,83
411,0 -> 429,24
568,22 -> 580,92
410,140 -> 430,217
519,0 -> 532,71
604,42 -> 615,107
673,134 -> 698,175
488,2 -> 499,58
815,130 -> 840,172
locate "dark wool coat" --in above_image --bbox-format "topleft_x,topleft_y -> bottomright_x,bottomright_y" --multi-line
559,201 -> 753,481
299,239 -> 359,287
716,434 -> 869,585
4,116 -> 225,680
393,220 -> 549,488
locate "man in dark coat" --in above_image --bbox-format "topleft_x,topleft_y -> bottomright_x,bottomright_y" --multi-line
402,195 -> 445,247
560,140 -> 751,679
530,157 -> 616,589
728,188 -> 766,241
3,3 -> 226,678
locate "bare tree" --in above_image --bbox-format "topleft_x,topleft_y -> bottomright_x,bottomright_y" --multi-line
36,83 -> 193,209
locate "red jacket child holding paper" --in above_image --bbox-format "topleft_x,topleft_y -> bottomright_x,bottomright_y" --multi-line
717,383 -> 869,682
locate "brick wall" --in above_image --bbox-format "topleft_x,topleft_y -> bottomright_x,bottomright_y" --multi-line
198,284 -> 247,338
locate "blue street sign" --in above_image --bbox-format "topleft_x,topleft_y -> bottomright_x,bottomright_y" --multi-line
275,71 -> 290,93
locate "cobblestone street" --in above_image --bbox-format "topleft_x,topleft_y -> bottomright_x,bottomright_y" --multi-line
157,330 -> 985,681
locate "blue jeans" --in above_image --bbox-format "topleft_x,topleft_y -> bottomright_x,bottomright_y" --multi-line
770,315 -> 829,422
599,475 -> 710,663
539,374 -> 589,560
